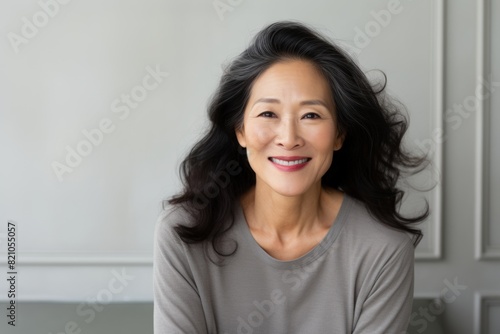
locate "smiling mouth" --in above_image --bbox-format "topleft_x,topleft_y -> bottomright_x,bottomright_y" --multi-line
268,157 -> 311,166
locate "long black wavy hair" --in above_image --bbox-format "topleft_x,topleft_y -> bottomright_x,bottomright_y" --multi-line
165,20 -> 429,258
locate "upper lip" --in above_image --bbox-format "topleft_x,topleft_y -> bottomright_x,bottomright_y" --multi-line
269,156 -> 311,161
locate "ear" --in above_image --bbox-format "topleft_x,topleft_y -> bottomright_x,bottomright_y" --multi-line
235,125 -> 246,148
334,131 -> 345,151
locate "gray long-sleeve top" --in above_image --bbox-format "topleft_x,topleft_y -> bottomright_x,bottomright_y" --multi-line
153,194 -> 414,333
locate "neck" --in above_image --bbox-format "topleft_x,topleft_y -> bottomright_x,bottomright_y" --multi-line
240,180 -> 341,239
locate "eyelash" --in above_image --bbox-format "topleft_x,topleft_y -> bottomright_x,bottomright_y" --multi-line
257,112 -> 321,119
302,113 -> 320,119
259,111 -> 276,118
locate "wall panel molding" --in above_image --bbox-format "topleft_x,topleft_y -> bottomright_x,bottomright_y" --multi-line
474,292 -> 500,334
475,0 -> 500,260
415,0 -> 444,260
18,251 -> 152,265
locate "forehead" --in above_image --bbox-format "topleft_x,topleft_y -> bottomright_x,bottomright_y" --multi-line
248,59 -> 333,106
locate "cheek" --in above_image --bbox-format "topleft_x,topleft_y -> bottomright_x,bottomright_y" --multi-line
246,123 -> 274,148
308,125 -> 338,151
245,124 -> 273,160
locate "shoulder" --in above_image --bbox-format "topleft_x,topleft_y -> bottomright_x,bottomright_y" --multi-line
341,195 -> 415,261
153,204 -> 207,274
154,204 -> 194,249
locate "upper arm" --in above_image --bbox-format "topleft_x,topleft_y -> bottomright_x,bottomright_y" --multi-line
352,239 -> 414,334
153,211 -> 208,334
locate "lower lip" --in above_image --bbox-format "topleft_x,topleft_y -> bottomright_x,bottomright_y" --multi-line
270,159 -> 310,172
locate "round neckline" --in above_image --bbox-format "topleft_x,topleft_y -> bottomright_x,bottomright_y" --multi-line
234,193 -> 352,269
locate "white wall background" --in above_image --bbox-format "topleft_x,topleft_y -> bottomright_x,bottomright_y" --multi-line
0,0 -> 498,333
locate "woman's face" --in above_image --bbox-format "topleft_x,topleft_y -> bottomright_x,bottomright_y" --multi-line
236,59 -> 344,197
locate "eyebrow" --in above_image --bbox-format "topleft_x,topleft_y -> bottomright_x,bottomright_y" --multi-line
252,97 -> 330,109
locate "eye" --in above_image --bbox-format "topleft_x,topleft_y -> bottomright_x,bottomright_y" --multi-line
258,111 -> 276,118
302,113 -> 321,119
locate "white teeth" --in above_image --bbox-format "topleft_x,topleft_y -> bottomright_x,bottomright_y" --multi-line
270,158 -> 309,166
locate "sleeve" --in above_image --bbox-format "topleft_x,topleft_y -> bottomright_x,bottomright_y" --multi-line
153,209 -> 209,334
352,239 -> 414,334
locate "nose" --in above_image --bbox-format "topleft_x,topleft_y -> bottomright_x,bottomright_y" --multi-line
275,117 -> 304,150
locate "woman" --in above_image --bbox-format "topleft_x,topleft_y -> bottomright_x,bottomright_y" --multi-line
154,21 -> 428,333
